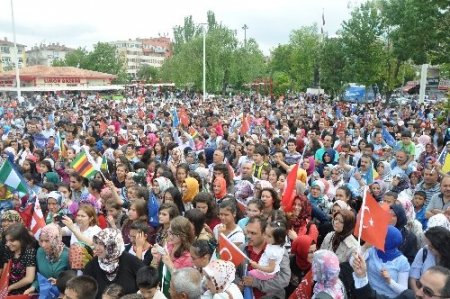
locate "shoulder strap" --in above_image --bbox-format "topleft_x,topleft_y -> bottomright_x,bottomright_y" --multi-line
225,290 -> 233,299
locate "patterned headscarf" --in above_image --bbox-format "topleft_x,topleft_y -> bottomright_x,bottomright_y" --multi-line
1,210 -> 23,224
203,260 -> 236,293
94,228 -> 125,281
427,214 -> 450,231
154,177 -> 174,195
312,250 -> 345,299
40,223 -> 65,263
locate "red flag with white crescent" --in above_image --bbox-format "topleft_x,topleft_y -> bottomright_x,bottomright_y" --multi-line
218,233 -> 248,266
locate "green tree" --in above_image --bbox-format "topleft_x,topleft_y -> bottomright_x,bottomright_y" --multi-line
341,1 -> 386,87
161,11 -> 266,93
272,71 -> 292,96
319,37 -> 347,97
137,65 -> 160,83
52,48 -> 88,67
52,44 -> 127,83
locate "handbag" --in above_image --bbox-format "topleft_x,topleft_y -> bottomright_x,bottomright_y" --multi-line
69,242 -> 93,270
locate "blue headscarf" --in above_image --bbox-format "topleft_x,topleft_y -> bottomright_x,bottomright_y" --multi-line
390,204 -> 407,231
376,225 -> 403,262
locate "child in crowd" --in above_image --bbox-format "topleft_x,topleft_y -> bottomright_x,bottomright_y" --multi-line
238,199 -> 264,230
105,199 -> 128,229
136,266 -> 167,299
249,221 -> 286,280
413,191 -> 428,230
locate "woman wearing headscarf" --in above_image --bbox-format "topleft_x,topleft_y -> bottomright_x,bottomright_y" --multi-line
390,204 -> 418,264
202,259 -> 243,299
302,156 -> 315,177
369,180 -> 388,202
181,177 -> 200,211
167,147 -> 185,175
308,180 -> 332,223
376,161 -> 393,182
390,173 -> 410,196
287,195 -> 319,243
84,228 -> 143,299
364,226 -> 410,298
311,250 -> 346,299
397,196 -> 423,238
418,142 -> 438,169
212,177 -> 228,204
326,166 -> 344,200
320,209 -> 358,263
287,235 -> 317,298
427,213 -> 450,231
152,177 -> 174,203
23,223 -> 69,295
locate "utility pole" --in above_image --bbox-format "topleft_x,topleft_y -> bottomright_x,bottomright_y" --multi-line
242,24 -> 248,47
10,0 -> 21,101
200,23 -> 207,100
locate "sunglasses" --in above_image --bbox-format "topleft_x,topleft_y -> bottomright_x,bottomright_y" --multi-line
415,279 -> 446,298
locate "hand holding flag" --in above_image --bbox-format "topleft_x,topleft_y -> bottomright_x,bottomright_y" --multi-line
354,189 -> 391,251
218,233 -> 248,266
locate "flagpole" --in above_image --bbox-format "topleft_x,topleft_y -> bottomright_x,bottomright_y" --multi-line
357,185 -> 368,253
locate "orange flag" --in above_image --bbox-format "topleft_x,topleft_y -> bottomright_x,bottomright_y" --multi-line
218,233 -> 248,266
354,191 -> 391,251
239,115 -> 249,135
99,121 -> 108,136
179,107 -> 190,127
281,164 -> 299,212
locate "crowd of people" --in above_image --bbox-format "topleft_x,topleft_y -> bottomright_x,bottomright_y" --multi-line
0,92 -> 449,299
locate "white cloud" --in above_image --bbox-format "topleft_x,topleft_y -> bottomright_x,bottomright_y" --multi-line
0,0 -> 363,54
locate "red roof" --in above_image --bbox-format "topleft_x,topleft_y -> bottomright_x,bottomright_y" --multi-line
0,65 -> 116,80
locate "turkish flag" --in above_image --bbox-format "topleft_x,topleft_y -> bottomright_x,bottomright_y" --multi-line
353,191 -> 391,251
281,164 -> 299,212
0,260 -> 11,299
218,233 -> 248,266
288,270 -> 313,299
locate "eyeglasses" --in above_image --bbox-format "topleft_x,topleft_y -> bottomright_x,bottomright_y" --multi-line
415,279 -> 447,298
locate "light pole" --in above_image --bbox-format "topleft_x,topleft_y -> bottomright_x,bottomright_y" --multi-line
242,24 -> 248,47
10,0 -> 21,101
200,23 -> 207,100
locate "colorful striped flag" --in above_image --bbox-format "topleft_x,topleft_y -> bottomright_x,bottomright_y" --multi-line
0,160 -> 29,195
70,151 -> 96,179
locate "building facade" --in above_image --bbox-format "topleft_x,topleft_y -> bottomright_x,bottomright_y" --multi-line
109,37 -> 171,78
26,43 -> 74,66
0,65 -> 116,90
0,37 -> 27,71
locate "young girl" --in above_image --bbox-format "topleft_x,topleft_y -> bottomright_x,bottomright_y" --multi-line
121,199 -> 148,245
155,202 -> 180,246
4,223 -> 37,295
105,199 -> 128,229
237,199 -> 264,230
213,200 -> 245,246
192,192 -> 220,231
249,221 -> 286,280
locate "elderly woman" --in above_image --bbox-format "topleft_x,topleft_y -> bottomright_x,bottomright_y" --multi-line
24,223 -> 69,295
84,228 -> 143,299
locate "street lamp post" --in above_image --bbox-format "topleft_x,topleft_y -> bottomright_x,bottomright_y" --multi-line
242,24 -> 248,47
200,23 -> 207,100
10,0 -> 21,101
